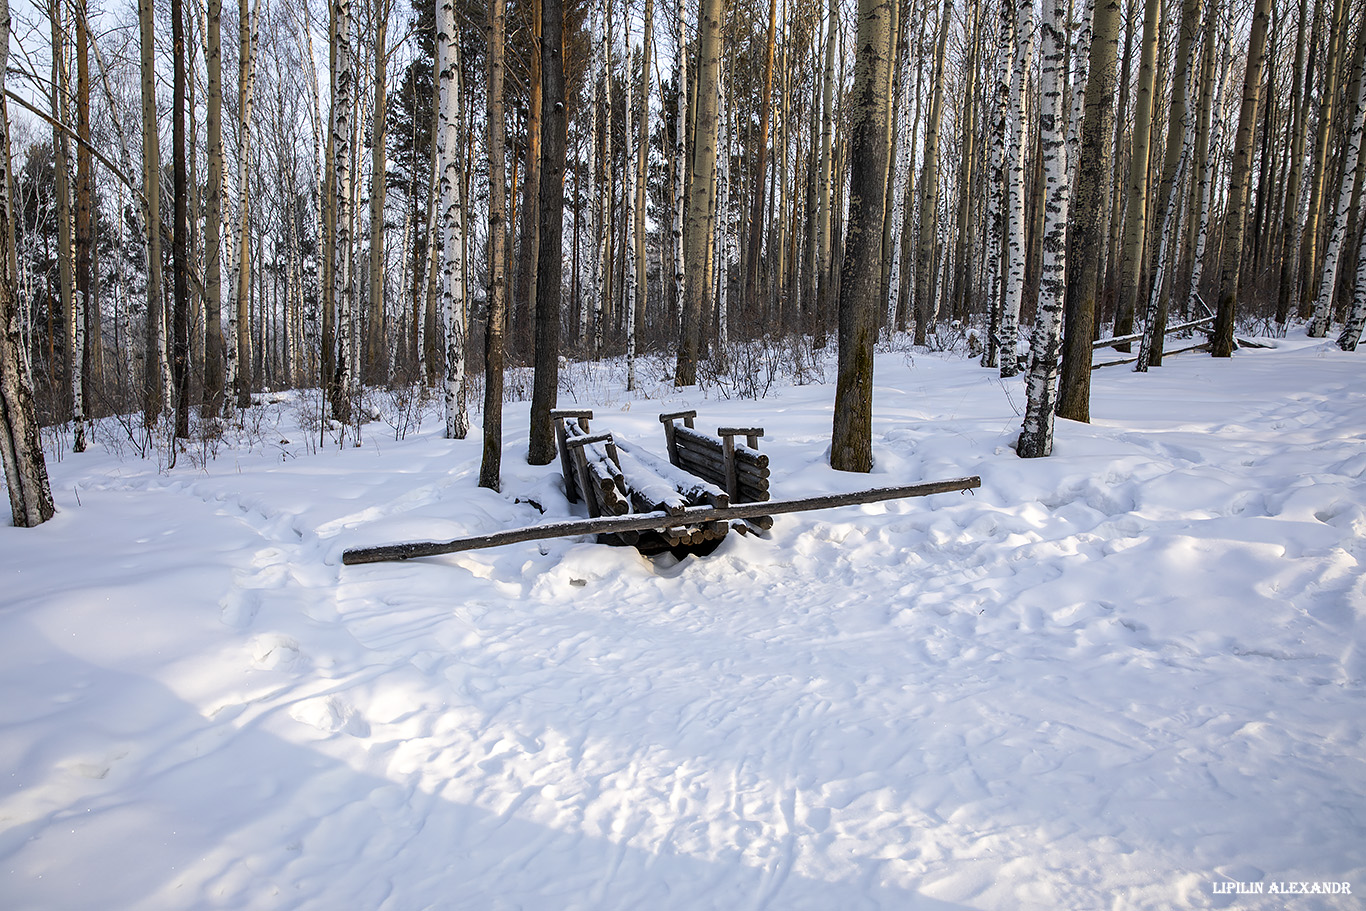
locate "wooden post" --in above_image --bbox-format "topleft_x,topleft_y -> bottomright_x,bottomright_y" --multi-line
551,408 -> 592,502
658,409 -> 696,463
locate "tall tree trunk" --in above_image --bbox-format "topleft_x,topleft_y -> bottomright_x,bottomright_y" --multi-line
831,0 -> 893,473
1337,197 -> 1366,348
513,0 -> 543,365
50,4 -> 77,437
75,0 -> 99,444
437,0 -> 467,438
137,0 -> 170,426
204,0 -> 225,417
481,0 -> 508,488
1137,0 -> 1201,367
676,0 -> 723,386
631,0 -> 654,388
172,0 -> 191,438
811,0 -> 838,345
949,0 -> 982,325
1307,14 -> 1366,337
1057,0 -> 1121,419
895,0 -> 929,333
1017,0 -> 1071,458
1210,0 -> 1271,356
1274,0 -> 1315,325
368,0 -> 392,382
981,0 -> 1014,366
671,0 -> 686,343
233,0 -> 261,411
0,0 -> 55,526
1297,0 -> 1349,320
914,0 -> 952,346
742,0 -> 779,321
1113,0 -> 1161,349
330,0 -> 356,422
528,0 -> 566,463
1000,0 -> 1033,375
1184,0 -> 1221,316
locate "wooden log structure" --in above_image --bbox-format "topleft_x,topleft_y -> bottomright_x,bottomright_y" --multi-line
342,476 -> 983,564
660,413 -> 772,531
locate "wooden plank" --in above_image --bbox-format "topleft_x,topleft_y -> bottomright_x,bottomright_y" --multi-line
342,476 -> 982,564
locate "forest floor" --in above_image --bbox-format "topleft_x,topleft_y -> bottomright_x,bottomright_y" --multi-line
2,329 -> 1364,910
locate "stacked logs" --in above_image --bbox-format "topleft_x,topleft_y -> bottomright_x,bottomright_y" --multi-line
659,411 -> 772,530
552,410 -> 734,553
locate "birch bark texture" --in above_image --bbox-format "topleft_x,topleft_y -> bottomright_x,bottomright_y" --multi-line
437,0 -> 467,439
1000,0 -> 1033,377
0,0 -> 56,527
1307,16 -> 1366,338
831,0 -> 894,473
1017,0 -> 1070,459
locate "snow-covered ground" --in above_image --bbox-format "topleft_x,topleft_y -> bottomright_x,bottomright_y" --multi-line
3,332 -> 1364,910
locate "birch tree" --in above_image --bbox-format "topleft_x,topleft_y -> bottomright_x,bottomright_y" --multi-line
1337,217 -> 1366,349
1017,0 -> 1070,459
172,0 -> 191,438
0,0 -> 56,527
1000,0 -> 1033,376
671,0 -> 686,346
329,0 -> 356,421
75,0 -> 95,449
437,0 -> 466,439
1307,16 -> 1366,337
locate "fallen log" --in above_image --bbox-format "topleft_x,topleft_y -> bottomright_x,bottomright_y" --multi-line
342,476 -> 981,564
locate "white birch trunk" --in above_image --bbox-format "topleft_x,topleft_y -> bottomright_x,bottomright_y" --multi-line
332,0 -> 356,420
1067,0 -> 1093,193
672,0 -> 686,338
1337,214 -> 1366,349
0,0 -> 56,526
982,0 -> 1012,366
716,54 -> 731,354
1138,14 -> 1199,370
622,11 -> 638,389
438,0 -> 467,438
1308,35 -> 1366,338
1018,0 -> 1070,458
580,2 -> 599,346
233,0 -> 261,408
1001,0 -> 1033,378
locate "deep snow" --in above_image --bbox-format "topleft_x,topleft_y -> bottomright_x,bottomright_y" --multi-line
2,332 -> 1364,910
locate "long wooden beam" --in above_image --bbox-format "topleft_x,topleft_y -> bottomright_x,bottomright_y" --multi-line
341,476 -> 982,565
